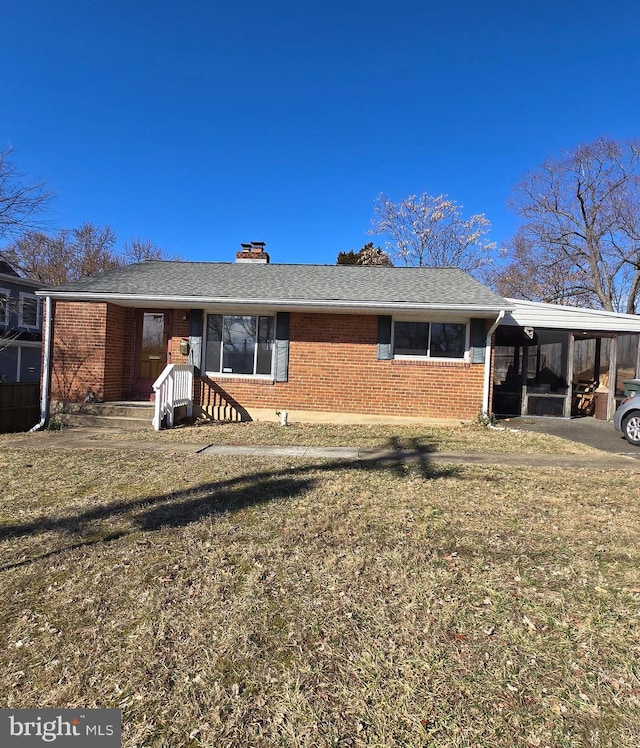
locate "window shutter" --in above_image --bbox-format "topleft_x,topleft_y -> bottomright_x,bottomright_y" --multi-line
470,319 -> 486,364
274,312 -> 290,382
377,315 -> 393,360
189,309 -> 204,374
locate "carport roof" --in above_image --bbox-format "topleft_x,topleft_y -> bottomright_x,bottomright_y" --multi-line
502,298 -> 640,334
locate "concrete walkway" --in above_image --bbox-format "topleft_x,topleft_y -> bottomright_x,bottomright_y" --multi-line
6,425 -> 640,471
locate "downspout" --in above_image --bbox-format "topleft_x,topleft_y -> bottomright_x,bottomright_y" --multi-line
30,295 -> 53,432
481,309 -> 506,417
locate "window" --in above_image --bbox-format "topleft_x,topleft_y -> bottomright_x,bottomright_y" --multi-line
430,322 -> 467,358
394,320 -> 467,359
0,289 -> 9,326
394,321 -> 429,356
205,314 -> 275,376
19,294 -> 40,328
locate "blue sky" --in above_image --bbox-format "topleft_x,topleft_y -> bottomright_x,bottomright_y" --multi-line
4,0 -> 640,265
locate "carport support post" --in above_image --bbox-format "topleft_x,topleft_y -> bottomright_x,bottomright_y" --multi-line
563,334 -> 576,418
608,336 -> 617,420
521,344 -> 529,416
482,310 -> 505,417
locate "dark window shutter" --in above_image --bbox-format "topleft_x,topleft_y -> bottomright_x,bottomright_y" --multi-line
470,319 -> 486,364
274,312 -> 290,382
189,309 -> 204,374
377,315 -> 393,360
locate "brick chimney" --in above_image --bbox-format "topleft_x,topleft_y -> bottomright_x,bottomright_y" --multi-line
235,241 -> 270,263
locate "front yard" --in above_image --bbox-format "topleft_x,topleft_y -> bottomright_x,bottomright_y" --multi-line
0,425 -> 638,746
24,419 -> 598,454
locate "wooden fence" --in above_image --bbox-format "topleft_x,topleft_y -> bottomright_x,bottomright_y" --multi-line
0,382 -> 40,433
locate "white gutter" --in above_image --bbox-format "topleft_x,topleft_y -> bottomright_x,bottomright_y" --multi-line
481,310 -> 506,417
36,290 -> 513,316
30,295 -> 53,432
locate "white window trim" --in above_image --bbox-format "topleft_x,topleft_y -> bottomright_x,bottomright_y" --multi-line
204,313 -> 276,379
19,293 -> 41,329
0,288 -> 10,326
393,318 -> 471,363
206,372 -> 274,381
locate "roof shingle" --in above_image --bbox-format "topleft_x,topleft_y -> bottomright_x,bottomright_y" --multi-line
42,261 -> 509,311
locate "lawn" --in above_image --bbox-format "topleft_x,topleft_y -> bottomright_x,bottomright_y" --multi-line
13,419 -> 597,454
0,428 -> 638,747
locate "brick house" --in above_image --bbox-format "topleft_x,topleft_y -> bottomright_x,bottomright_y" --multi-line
35,243 -> 513,426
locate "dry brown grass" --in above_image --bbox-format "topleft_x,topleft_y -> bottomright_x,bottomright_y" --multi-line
9,419 -> 598,455
1,445 -> 638,747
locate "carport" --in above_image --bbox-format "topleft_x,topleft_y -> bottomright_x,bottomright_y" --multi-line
492,300 -> 640,420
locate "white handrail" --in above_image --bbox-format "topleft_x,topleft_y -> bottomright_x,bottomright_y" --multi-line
152,364 -> 194,430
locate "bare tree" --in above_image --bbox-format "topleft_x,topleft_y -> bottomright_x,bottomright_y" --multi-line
122,237 -> 167,263
489,232 -> 592,306
492,137 -> 640,313
370,192 -> 495,272
0,148 -> 52,241
2,224 -> 119,285
72,223 -> 119,279
2,232 -> 68,285
2,225 -> 176,285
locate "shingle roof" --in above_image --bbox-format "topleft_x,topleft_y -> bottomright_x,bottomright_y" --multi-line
0,260 -> 19,277
41,261 -> 510,312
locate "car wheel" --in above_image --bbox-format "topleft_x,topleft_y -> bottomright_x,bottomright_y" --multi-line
621,411 -> 640,446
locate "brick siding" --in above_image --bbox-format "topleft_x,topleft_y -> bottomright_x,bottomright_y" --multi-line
103,304 -> 128,400
50,301 -> 112,402
199,312 -> 485,420
169,312 -> 190,364
49,305 -> 486,419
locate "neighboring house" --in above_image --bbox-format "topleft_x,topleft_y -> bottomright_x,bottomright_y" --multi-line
36,243 -> 511,423
0,260 -> 44,384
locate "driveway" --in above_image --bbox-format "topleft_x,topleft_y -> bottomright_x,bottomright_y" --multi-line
503,416 -> 640,460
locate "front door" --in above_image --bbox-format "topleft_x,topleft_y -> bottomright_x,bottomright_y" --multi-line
133,310 -> 172,398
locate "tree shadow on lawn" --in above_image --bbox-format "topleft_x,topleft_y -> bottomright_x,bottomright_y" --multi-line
0,437 -> 457,571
